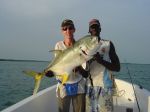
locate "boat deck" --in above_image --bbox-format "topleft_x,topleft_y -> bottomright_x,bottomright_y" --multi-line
2,79 -> 150,112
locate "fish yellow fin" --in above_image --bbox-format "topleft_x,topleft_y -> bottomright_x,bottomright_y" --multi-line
23,70 -> 44,95
33,73 -> 44,95
61,73 -> 69,84
55,73 -> 69,84
35,73 -> 43,80
33,78 -> 41,95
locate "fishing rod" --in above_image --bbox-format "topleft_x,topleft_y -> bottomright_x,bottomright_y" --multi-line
125,62 -> 141,112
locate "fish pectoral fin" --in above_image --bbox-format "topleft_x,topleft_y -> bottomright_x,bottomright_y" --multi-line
62,73 -> 69,85
55,73 -> 69,84
49,50 -> 63,56
49,49 -> 63,53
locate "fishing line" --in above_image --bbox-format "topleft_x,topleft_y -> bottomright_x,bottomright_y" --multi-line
125,62 -> 141,112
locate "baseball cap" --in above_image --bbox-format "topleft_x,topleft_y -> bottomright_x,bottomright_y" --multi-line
61,19 -> 75,28
89,19 -> 100,27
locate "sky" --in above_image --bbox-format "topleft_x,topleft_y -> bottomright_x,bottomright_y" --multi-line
0,0 -> 150,64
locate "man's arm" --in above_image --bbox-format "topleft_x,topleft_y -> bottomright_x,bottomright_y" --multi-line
74,66 -> 89,78
94,41 -> 120,72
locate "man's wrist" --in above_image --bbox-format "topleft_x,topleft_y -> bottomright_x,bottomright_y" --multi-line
97,59 -> 104,65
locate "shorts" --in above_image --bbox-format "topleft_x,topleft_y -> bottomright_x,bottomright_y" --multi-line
86,86 -> 113,112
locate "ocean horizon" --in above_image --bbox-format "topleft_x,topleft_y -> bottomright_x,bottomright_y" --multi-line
1,58 -> 150,65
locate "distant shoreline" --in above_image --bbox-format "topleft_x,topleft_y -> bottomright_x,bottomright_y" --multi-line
0,59 -> 149,65
0,59 -> 48,62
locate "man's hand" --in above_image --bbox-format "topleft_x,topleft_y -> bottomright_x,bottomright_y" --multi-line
45,70 -> 54,77
93,52 -> 103,64
73,66 -> 89,78
73,66 -> 82,72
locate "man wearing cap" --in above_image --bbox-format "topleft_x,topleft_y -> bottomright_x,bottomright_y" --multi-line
46,19 -> 86,112
85,19 -> 120,112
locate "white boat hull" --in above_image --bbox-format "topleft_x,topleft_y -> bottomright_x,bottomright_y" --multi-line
2,79 -> 150,112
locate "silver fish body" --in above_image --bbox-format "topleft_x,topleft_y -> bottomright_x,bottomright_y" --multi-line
45,35 -> 99,77
23,35 -> 99,94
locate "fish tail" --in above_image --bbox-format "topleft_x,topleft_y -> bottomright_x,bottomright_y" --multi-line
23,70 -> 44,95
23,70 -> 40,77
33,78 -> 41,95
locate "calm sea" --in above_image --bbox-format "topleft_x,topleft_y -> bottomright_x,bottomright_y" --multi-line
0,61 -> 150,111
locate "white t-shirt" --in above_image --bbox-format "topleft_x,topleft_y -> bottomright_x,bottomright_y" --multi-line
86,39 -> 113,88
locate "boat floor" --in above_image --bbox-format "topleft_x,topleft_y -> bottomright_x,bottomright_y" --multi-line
1,79 -> 150,112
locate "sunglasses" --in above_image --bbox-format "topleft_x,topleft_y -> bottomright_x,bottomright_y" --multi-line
62,26 -> 74,31
90,24 -> 100,29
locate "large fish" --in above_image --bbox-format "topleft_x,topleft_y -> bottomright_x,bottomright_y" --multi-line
23,35 -> 99,95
